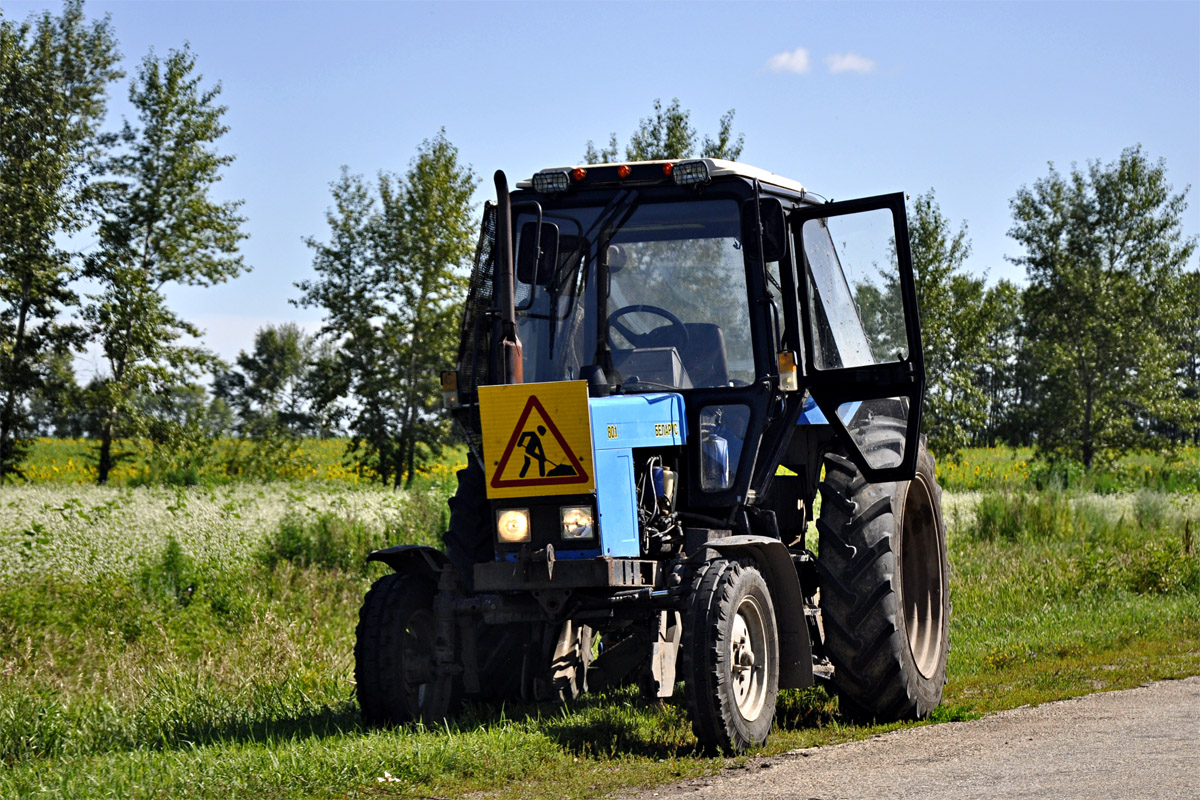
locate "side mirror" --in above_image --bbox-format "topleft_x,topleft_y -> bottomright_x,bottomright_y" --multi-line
516,221 -> 559,286
742,198 -> 787,263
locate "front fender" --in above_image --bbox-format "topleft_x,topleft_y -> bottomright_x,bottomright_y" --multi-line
704,535 -> 814,690
365,545 -> 450,582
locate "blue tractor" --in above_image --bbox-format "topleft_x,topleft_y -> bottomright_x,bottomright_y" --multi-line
354,159 -> 949,752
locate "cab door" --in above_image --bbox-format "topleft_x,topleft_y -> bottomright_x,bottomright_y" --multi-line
792,193 -> 925,482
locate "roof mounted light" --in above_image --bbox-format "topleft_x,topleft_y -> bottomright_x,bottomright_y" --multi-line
571,167 -> 588,182
672,160 -> 710,186
532,170 -> 570,193
617,164 -> 631,179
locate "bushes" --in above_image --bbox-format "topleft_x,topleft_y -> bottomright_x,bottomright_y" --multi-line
259,489 -> 448,573
964,489 -> 1200,596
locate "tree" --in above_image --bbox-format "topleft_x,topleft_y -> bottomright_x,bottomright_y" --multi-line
84,45 -> 247,482
381,134 -> 477,484
1179,270 -> 1200,444
27,350 -> 84,436
584,98 -> 744,163
0,1 -> 120,479
1009,146 -> 1197,467
297,132 -> 476,487
907,191 -> 991,457
974,279 -> 1028,447
220,322 -> 317,436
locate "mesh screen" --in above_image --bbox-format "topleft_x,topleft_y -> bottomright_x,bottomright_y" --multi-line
452,202 -> 497,457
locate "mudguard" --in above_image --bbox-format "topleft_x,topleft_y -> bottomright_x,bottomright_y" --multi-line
704,535 -> 814,689
365,545 -> 451,581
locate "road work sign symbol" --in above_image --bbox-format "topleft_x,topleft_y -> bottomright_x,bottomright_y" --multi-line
479,381 -> 594,499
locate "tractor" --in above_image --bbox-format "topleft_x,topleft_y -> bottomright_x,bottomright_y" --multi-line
354,158 -> 949,752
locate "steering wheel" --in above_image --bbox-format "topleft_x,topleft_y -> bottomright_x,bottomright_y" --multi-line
607,305 -> 691,352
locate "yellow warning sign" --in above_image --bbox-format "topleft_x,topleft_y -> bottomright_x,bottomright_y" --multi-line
479,380 -> 594,499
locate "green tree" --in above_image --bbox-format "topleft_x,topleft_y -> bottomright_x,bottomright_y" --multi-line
0,1 -> 120,478
84,45 -> 247,483
221,322 -> 316,435
298,132 -> 476,487
584,98 -> 744,163
1170,269 -> 1199,445
907,191 -> 991,457
1010,146 -> 1197,467
975,279 -> 1027,447
27,350 -> 83,436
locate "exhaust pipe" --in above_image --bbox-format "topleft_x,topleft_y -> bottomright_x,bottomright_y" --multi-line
493,170 -> 523,384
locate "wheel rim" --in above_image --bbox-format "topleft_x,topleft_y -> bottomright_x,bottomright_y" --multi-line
729,594 -> 769,721
900,474 -> 946,679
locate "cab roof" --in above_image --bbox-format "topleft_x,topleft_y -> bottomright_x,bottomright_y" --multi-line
518,158 -> 808,196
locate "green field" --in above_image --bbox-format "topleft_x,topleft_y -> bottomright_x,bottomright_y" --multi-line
2,450 -> 1198,798
17,437 -> 466,486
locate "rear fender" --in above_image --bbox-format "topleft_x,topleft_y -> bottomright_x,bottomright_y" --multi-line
705,535 -> 814,689
366,545 -> 451,582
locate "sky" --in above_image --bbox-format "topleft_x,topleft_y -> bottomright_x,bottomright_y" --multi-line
7,0 -> 1200,375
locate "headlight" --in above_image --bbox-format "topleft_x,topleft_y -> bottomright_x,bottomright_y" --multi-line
532,170 -> 570,193
560,506 -> 595,541
672,159 -> 710,186
496,508 -> 531,543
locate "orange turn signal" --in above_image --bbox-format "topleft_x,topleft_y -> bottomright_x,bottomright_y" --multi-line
777,351 -> 799,392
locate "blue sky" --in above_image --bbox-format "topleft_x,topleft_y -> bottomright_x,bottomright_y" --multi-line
8,0 -> 1200,370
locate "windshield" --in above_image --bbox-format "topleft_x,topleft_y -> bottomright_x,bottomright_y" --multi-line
513,197 -> 753,391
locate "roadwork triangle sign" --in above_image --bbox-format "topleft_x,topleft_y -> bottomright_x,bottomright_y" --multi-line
479,381 -> 595,499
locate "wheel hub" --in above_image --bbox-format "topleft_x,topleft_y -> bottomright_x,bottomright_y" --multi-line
729,596 -> 768,721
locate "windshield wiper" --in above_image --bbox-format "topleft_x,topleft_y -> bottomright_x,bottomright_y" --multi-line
619,377 -> 681,393
548,189 -> 640,368
590,191 -> 642,382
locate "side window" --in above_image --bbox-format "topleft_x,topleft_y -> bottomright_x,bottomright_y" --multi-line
699,404 -> 750,491
802,211 -> 908,370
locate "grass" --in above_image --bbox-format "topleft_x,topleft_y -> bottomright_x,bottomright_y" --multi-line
1,483 -> 1197,798
934,445 -> 1200,493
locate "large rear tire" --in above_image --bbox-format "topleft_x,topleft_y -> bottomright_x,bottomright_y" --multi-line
354,572 -> 454,726
683,558 -> 780,752
443,453 -> 492,581
815,439 -> 948,722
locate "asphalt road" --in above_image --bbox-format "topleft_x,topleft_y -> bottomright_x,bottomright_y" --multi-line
626,677 -> 1200,800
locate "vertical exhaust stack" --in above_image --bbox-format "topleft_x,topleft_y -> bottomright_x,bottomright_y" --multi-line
493,170 -> 523,384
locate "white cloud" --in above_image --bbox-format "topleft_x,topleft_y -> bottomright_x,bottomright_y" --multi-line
766,47 -> 811,74
825,53 -> 876,74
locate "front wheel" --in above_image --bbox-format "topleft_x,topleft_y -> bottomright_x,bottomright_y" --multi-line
683,559 -> 780,752
355,572 -> 454,725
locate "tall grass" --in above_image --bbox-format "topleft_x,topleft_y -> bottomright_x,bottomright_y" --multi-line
1,483 -> 1197,798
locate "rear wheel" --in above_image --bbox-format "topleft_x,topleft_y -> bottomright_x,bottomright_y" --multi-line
815,439 -> 949,722
355,572 -> 454,725
683,559 -> 779,752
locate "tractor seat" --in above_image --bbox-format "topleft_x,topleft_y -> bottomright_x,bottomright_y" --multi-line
613,322 -> 730,389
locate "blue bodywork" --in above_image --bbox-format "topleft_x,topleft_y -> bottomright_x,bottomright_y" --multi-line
504,393 -> 843,563
589,393 -> 687,557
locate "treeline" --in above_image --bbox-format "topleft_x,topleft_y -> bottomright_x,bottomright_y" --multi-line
911,147 -> 1198,466
0,2 -> 480,487
1,2 -> 246,483
3,2 -> 1196,490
